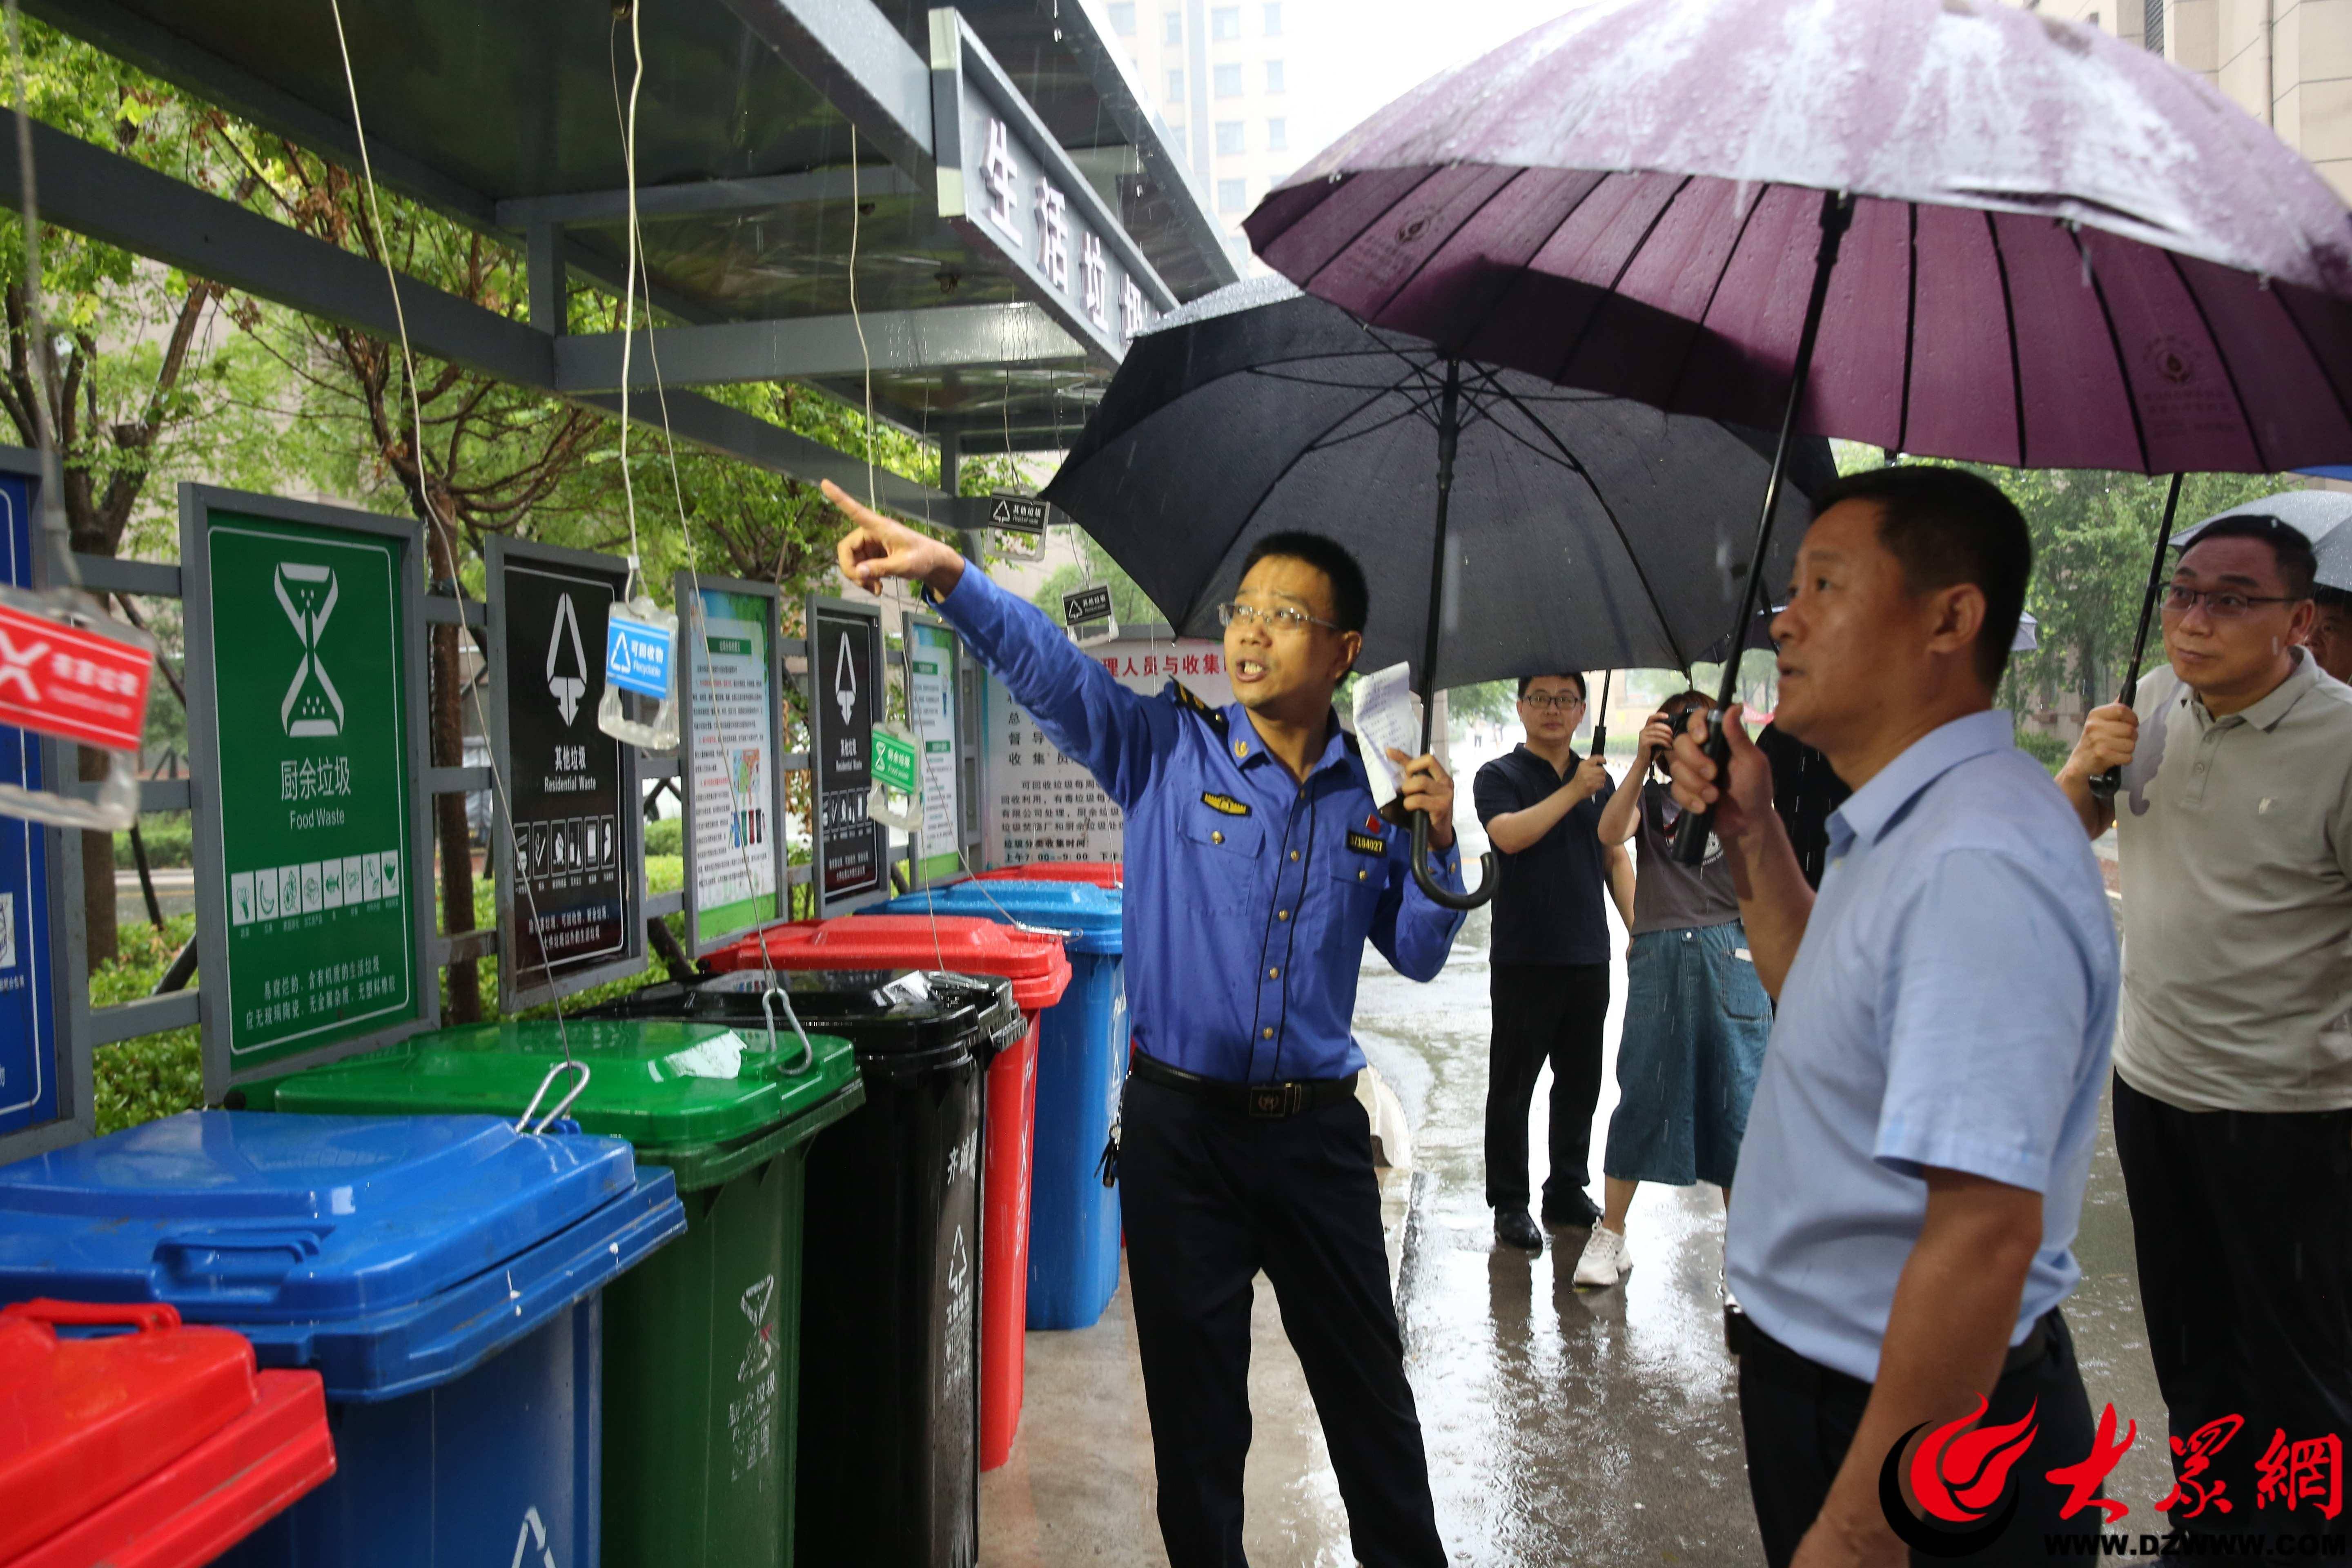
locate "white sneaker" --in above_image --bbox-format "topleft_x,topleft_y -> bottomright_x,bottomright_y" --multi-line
1573,1225 -> 1629,1288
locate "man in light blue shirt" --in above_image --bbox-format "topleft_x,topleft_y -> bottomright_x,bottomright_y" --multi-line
1670,466 -> 2120,1568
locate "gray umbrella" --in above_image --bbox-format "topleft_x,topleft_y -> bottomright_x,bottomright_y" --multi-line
2175,490 -> 2352,592
1041,277 -> 1833,909
1042,278 -> 1832,686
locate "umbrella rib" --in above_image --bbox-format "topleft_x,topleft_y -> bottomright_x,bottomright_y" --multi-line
2160,248 -> 2271,474
1305,392 -> 1448,454
1178,380 -> 1412,630
1984,210 -> 2033,469
2060,220 -> 2155,476
1481,378 -> 1689,668
1301,166 -> 1451,294
2261,283 -> 2352,458
1448,170 -> 1611,368
1364,167 -> 1532,323
1549,174 -> 1698,388
1662,177 -> 1775,412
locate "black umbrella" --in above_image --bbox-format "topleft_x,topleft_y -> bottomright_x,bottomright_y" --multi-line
1041,278 -> 1833,910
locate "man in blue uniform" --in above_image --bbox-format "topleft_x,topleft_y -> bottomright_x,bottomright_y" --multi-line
824,480 -> 1467,1568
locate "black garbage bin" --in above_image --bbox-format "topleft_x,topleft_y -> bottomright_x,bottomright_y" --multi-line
588,967 -> 1024,1568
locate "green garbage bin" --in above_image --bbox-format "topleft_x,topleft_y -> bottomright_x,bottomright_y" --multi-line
242,1016 -> 862,1568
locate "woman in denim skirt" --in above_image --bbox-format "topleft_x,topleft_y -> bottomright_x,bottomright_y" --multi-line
1574,691 -> 1773,1290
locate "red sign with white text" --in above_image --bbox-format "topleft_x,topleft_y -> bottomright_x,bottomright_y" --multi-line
0,600 -> 153,752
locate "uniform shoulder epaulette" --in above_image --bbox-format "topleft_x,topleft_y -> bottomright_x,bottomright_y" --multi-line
1172,680 -> 1227,732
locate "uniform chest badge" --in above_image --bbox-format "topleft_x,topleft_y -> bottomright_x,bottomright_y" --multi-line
1200,791 -> 1251,816
1345,830 -> 1387,856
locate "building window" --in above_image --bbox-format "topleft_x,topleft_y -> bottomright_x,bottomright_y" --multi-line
1211,6 -> 1241,40
1163,10 -> 1182,44
1266,116 -> 1287,151
1264,59 -> 1286,94
1109,2 -> 1136,35
1214,62 -> 1243,97
1167,122 -> 1186,147
2143,0 -> 2163,53
1263,2 -> 1283,35
1167,68 -> 1185,101
1216,120 -> 1245,155
1218,178 -> 1248,212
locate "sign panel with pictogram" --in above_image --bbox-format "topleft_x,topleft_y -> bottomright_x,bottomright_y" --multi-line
489,538 -> 642,1009
807,595 -> 884,911
0,601 -> 152,753
182,488 -> 432,1087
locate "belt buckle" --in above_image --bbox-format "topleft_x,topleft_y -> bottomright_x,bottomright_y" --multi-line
1247,1082 -> 1298,1119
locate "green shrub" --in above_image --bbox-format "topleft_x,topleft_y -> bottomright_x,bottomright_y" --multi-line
90,917 -> 203,1134
644,818 -> 682,858
113,815 -> 192,869
2014,726 -> 2072,776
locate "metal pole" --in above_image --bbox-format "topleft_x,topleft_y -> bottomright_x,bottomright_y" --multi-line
1673,187 -> 1855,865
2089,471 -> 2185,802
1410,361 -> 1494,911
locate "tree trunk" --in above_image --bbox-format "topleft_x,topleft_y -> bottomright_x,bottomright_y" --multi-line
423,521 -> 481,1022
79,747 -> 118,968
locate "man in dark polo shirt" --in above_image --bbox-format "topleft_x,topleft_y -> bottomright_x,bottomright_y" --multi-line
1474,672 -> 1633,1253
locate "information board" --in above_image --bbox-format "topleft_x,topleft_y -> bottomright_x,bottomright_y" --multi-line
982,636 -> 1230,866
907,618 -> 962,883
681,574 -> 782,953
490,539 -> 641,1008
183,491 -> 428,1082
0,465 -> 58,1142
807,597 -> 884,910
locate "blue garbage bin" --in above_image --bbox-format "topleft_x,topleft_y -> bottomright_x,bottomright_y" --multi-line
872,881 -> 1126,1330
0,1109 -> 685,1568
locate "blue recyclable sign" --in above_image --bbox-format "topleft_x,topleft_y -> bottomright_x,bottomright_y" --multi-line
604,609 -> 674,699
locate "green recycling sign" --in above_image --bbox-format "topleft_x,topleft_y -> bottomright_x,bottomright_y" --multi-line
186,497 -> 423,1075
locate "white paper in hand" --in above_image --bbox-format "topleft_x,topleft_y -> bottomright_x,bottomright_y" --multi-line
1351,662 -> 1422,815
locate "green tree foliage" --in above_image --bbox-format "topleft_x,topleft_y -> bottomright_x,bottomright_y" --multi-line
1032,528 -> 1166,627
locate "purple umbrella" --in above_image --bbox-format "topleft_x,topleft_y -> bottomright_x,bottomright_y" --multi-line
1246,0 -> 2352,850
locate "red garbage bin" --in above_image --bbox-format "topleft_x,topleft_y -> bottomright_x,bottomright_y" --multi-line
974,861 -> 1123,890
0,1299 -> 335,1568
719,915 -> 1074,1472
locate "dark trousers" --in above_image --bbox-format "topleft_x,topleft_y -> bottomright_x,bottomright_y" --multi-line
1120,1074 -> 1445,1568
1738,1311 -> 2096,1566
2111,1073 -> 2352,1550
1485,962 -> 1609,1211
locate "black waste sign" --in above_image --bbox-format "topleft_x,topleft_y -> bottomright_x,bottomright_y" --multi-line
810,601 -> 883,906
496,551 -> 637,1001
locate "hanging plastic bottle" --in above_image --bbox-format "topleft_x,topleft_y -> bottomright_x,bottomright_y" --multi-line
866,648 -> 920,831
0,581 -> 156,831
597,559 -> 679,752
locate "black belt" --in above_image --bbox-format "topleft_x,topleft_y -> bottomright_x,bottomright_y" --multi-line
1130,1050 -> 1358,1120
1730,1304 -> 2058,1382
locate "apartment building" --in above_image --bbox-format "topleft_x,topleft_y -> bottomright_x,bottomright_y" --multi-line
2028,0 -> 2352,198
1103,0 -> 1302,269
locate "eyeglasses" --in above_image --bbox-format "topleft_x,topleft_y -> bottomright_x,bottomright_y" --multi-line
1521,693 -> 1584,712
1217,600 -> 1339,634
2163,584 -> 2305,619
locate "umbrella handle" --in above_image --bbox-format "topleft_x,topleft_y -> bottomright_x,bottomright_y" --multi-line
1670,710 -> 1730,866
1411,811 -> 1495,912
2089,473 -> 2186,802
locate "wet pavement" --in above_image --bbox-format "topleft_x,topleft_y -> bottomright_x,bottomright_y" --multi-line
982,740 -> 2172,1566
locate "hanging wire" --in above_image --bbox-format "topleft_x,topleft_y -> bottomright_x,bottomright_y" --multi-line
604,9 -> 808,1069
325,0 -> 576,1066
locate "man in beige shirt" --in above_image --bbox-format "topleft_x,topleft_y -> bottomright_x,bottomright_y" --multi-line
2061,513 -> 2352,1546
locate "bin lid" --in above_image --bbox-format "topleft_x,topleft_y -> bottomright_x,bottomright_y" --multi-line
974,861 -> 1123,889
0,1112 -> 682,1399
665,970 -> 1031,1061
717,916 -> 1073,1009
874,883 -> 1124,956
261,1020 -> 859,1161
592,967 -> 987,1059
0,1301 -> 260,1561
